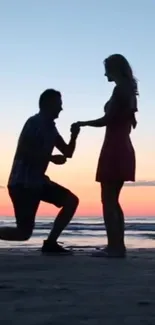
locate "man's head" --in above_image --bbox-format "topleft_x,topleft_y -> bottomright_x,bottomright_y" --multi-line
39,89 -> 62,119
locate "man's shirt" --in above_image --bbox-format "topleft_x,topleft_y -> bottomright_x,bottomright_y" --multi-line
8,112 -> 60,188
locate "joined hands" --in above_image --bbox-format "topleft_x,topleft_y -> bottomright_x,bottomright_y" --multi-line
70,122 -> 81,137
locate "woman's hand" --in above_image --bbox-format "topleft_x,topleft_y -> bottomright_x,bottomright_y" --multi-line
51,155 -> 67,165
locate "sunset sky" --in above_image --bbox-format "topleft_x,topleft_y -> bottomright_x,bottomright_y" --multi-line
0,0 -> 155,217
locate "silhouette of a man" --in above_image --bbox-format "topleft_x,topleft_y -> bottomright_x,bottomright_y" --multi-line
0,89 -> 79,254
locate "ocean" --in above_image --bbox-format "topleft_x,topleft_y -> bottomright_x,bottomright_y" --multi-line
0,217 -> 155,251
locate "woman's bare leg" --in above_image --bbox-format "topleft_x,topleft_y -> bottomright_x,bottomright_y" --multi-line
99,181 -> 125,256
114,181 -> 125,249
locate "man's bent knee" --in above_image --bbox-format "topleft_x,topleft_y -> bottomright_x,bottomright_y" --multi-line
18,227 -> 33,241
66,192 -> 79,208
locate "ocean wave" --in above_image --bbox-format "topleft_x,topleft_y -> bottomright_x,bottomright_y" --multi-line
1,220 -> 155,232
34,222 -> 155,232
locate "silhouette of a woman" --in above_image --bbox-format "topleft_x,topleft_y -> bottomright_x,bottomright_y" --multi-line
72,54 -> 138,257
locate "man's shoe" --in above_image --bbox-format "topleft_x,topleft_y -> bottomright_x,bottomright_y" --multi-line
41,240 -> 73,255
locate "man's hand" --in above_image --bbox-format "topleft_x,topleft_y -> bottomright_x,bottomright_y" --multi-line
70,123 -> 80,137
51,155 -> 67,165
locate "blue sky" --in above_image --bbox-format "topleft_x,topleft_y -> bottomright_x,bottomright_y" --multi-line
0,0 -> 155,186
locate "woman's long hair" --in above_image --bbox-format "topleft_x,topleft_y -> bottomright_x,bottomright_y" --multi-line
104,54 -> 138,96
104,54 -> 138,128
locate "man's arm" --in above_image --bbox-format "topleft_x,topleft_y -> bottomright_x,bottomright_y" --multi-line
50,155 -> 66,165
55,128 -> 80,158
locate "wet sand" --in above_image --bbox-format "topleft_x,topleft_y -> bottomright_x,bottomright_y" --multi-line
0,248 -> 155,325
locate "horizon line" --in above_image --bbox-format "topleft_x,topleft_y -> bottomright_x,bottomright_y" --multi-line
0,215 -> 155,219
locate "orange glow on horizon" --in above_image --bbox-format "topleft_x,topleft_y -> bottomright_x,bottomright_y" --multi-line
1,142 -> 155,218
0,185 -> 155,218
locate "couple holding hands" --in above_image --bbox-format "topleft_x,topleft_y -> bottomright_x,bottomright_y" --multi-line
0,53 -> 138,258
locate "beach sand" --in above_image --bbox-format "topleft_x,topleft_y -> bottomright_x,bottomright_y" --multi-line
0,248 -> 155,325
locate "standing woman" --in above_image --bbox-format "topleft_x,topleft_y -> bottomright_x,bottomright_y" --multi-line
72,54 -> 138,257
